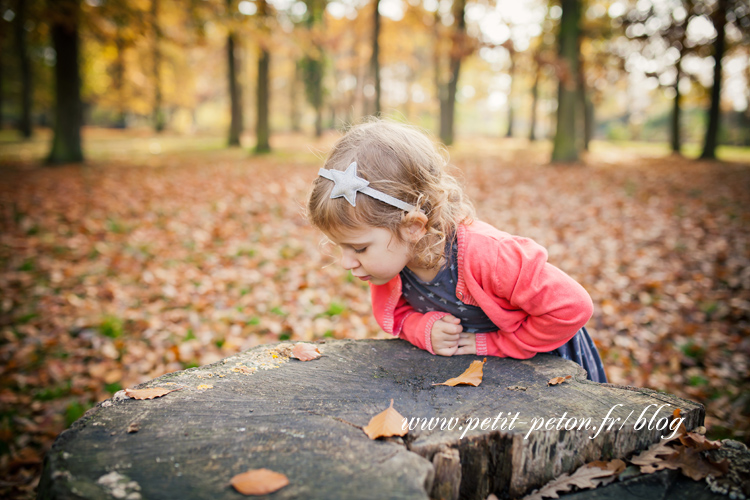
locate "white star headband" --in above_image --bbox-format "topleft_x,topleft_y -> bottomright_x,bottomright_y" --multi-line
318,162 -> 417,212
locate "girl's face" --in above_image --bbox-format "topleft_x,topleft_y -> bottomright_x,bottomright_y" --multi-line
326,225 -> 415,286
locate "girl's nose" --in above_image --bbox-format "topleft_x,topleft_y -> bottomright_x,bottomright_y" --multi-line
341,252 -> 359,270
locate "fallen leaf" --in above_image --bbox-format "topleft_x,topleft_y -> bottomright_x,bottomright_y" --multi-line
291,343 -> 321,361
507,386 -> 527,391
124,387 -> 179,400
363,399 -> 408,440
678,431 -> 722,451
230,468 -> 289,495
522,461 -> 625,500
433,358 -> 487,387
127,422 -> 139,433
630,440 -> 679,473
196,384 -> 213,390
586,459 -> 626,486
548,375 -> 573,386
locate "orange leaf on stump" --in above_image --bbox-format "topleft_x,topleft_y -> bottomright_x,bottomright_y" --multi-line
230,468 -> 289,496
433,358 -> 486,387
363,399 -> 408,440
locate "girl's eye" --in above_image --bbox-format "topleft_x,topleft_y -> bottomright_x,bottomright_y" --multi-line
354,247 -> 367,254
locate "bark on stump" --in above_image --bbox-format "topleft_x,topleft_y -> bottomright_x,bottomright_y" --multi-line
38,339 -> 705,500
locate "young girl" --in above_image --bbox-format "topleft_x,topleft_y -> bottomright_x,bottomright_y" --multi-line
307,119 -> 607,383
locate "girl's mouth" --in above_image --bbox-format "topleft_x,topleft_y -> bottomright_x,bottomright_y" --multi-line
357,275 -> 371,281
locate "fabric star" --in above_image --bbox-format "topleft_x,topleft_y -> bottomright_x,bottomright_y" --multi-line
329,162 -> 369,207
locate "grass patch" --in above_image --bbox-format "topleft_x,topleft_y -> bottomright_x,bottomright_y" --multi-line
99,315 -> 124,339
105,382 -> 122,394
324,301 -> 346,316
65,401 -> 93,427
34,382 -> 72,401
18,259 -> 35,272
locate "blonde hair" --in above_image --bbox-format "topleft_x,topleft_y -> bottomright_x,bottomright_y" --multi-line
307,118 -> 474,269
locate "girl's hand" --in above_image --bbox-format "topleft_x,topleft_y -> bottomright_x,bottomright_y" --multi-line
455,332 -> 477,355
431,315 -> 463,356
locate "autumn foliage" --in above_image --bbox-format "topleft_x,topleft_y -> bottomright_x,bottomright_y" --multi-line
1,135 -> 749,499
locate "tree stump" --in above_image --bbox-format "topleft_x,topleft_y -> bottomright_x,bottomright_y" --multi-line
39,339 -> 705,500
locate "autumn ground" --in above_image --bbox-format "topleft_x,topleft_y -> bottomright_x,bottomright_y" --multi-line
1,128 -> 749,499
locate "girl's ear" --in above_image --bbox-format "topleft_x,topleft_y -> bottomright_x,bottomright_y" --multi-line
400,212 -> 428,243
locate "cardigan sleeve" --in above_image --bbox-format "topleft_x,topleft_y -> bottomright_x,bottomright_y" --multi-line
370,285 -> 449,354
473,236 -> 593,358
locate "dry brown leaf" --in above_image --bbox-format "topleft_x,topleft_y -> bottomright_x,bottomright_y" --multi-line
679,431 -> 722,451
126,422 -> 140,433
630,440 -> 680,473
586,459 -> 627,487
548,375 -> 573,386
230,468 -> 289,496
363,399 -> 408,440
124,387 -> 179,400
291,343 -> 321,361
433,358 -> 487,387
522,461 -> 625,500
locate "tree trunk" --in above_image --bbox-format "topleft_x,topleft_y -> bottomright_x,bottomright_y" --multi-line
303,0 -> 324,137
290,61 -> 301,132
152,0 -> 165,133
254,0 -> 270,153
114,23 -> 127,129
529,58 -> 540,142
700,0 -> 726,160
670,72 -> 682,154
227,32 -> 242,146
506,46 -> 515,138
578,64 -> 592,151
47,0 -> 84,164
255,47 -> 271,153
371,0 -> 381,116
439,0 -> 466,146
551,0 -> 581,163
15,0 -> 32,138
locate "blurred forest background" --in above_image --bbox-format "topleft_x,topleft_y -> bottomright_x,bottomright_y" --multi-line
1,0 -> 749,498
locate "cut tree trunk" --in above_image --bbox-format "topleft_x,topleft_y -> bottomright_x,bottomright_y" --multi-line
38,339 -> 705,500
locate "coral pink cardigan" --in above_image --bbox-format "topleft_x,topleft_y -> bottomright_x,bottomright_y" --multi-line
370,220 -> 594,357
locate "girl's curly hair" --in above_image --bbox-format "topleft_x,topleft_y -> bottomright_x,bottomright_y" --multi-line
306,118 -> 474,269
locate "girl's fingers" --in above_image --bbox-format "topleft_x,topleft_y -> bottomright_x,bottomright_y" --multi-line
439,332 -> 460,341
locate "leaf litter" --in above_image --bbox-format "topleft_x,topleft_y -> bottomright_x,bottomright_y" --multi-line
1,141 -> 749,499
523,409 -> 746,499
